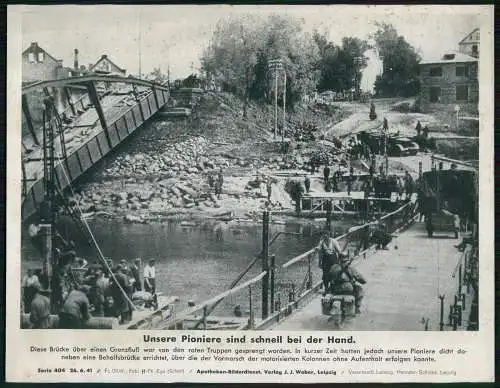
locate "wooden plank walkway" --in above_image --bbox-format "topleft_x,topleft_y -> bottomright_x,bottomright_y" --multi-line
121,295 -> 179,330
272,220 -> 470,331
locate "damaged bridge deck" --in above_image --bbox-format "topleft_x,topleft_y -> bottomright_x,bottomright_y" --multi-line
21,75 -> 170,221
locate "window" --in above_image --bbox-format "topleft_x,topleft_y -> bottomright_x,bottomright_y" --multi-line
472,45 -> 478,56
28,53 -> 35,63
456,66 -> 469,77
38,52 -> 44,62
429,67 -> 442,77
429,87 -> 441,103
456,85 -> 469,102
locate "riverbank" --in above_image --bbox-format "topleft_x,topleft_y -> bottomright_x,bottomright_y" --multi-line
70,91 -> 352,223
69,92 -> 474,225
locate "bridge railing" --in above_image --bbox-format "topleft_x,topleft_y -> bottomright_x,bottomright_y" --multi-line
21,83 -> 170,221
157,271 -> 268,330
155,200 -> 418,330
276,200 -> 418,305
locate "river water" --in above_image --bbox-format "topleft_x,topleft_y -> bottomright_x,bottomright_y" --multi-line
22,218 -> 358,319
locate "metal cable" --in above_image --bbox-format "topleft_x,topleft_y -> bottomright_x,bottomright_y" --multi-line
58,161 -> 137,310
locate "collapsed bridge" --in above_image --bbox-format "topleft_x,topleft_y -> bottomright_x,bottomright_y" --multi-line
21,74 -> 171,221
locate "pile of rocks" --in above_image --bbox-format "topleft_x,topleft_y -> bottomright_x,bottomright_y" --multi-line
101,136 -> 211,180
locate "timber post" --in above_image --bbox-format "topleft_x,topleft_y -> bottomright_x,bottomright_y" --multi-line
87,81 -> 112,148
261,211 -> 270,320
21,94 -> 40,146
270,254 -> 276,314
439,294 -> 445,331
64,87 -> 77,116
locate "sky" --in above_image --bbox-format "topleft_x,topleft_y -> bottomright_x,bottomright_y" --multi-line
17,4 -> 487,90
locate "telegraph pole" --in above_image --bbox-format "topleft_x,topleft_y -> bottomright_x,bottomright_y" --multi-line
268,59 -> 283,140
274,68 -> 278,139
282,71 -> 286,144
138,11 -> 142,79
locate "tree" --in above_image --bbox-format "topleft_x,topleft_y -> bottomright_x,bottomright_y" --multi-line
201,14 -> 320,113
314,32 -> 369,96
147,68 -> 168,84
201,15 -> 262,118
371,22 -> 421,97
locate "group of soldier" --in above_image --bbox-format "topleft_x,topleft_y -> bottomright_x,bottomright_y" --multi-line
23,228 -> 159,328
316,231 -> 367,314
207,167 -> 224,199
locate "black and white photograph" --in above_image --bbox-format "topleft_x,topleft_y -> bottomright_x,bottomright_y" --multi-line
18,5 -> 484,333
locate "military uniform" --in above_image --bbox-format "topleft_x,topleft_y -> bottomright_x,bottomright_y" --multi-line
329,262 -> 366,312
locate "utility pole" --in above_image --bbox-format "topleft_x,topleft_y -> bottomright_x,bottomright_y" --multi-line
268,59 -> 283,140
261,211 -> 270,320
138,11 -> 142,79
274,68 -> 278,140
384,131 -> 388,175
282,71 -> 286,144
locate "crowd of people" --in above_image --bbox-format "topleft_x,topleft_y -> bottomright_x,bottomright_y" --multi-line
22,234 -> 160,329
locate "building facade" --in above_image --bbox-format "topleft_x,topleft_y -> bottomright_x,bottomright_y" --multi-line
22,43 -> 85,83
22,42 -> 63,83
458,28 -> 479,59
419,52 -> 478,113
88,55 -> 126,76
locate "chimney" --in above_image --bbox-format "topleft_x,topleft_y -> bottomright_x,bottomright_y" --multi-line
74,49 -> 79,70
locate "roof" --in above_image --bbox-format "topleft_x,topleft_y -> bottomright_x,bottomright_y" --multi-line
22,42 -> 61,63
459,28 -> 480,45
89,55 -> 126,73
420,51 -> 477,65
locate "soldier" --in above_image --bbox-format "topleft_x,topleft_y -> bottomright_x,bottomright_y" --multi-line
370,221 -> 392,250
304,175 -> 311,193
22,269 -> 39,313
422,125 -> 429,139
317,231 -> 343,295
323,165 -> 331,183
415,120 -> 422,137
111,265 -> 133,324
266,179 -> 272,201
329,256 -> 367,314
29,282 -> 51,329
58,285 -> 92,329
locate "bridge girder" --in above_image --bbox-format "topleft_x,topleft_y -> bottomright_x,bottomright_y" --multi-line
22,74 -> 169,95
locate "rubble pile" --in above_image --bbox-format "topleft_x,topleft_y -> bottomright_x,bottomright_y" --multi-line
71,88 -> 357,222
101,136 -> 211,180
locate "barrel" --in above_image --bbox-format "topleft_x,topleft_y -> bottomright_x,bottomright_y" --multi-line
21,314 -> 119,329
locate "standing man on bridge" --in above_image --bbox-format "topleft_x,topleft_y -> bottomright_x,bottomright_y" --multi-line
317,231 -> 343,295
404,170 -> 415,199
